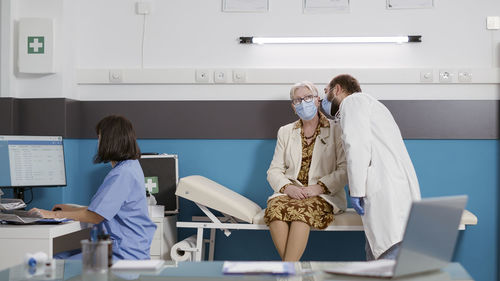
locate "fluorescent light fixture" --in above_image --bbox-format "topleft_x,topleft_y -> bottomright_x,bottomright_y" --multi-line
239,35 -> 421,44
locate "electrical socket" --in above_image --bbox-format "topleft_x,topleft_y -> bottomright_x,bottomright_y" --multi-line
233,70 -> 246,83
214,69 -> 230,83
136,2 -> 152,15
458,70 -> 472,83
195,69 -> 210,83
109,70 -> 122,83
439,69 -> 454,83
486,16 -> 500,30
420,69 -> 433,83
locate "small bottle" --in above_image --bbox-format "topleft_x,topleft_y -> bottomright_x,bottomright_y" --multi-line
25,252 -> 48,267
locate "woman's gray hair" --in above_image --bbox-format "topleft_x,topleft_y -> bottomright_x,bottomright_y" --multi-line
289,81 -> 319,100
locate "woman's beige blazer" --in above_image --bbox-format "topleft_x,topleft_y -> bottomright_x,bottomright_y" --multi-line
267,119 -> 348,213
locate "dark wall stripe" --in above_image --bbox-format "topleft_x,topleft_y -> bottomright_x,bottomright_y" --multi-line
0,98 -> 14,134
79,100 -> 296,139
65,99 -> 81,138
385,100 -> 499,139
0,98 -> 498,139
14,98 -> 68,136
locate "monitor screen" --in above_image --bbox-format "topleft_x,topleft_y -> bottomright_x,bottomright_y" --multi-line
0,135 -> 67,187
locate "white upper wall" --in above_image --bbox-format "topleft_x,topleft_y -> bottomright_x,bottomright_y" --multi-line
1,0 -> 499,100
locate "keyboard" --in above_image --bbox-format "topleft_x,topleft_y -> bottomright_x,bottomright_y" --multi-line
9,210 -> 43,218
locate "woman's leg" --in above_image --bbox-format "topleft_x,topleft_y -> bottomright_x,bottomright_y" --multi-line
269,220 -> 290,260
283,221 -> 310,261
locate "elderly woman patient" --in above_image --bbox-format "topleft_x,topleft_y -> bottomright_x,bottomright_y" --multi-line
265,81 -> 348,261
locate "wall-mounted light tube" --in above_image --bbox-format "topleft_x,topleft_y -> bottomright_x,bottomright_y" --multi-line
239,36 -> 421,44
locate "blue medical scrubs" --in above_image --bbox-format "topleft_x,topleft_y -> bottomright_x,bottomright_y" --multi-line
88,159 -> 157,260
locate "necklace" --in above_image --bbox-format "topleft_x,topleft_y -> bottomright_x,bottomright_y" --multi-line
304,133 -> 316,139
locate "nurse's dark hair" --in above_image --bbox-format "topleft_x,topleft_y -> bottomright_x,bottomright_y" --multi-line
94,115 -> 141,163
329,74 -> 362,95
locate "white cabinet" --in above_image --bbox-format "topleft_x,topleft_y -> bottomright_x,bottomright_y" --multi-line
149,215 -> 177,260
0,222 -> 89,270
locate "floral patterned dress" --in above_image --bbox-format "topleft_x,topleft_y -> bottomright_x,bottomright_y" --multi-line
264,114 -> 334,229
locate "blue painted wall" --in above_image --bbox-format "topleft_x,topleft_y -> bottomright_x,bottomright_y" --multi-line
20,139 -> 498,281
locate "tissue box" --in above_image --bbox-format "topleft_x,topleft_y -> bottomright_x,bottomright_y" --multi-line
148,205 -> 165,218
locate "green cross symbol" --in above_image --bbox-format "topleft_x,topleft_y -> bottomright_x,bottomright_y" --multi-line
145,176 -> 159,194
27,36 -> 44,54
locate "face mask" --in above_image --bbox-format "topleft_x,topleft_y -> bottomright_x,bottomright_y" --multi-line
321,98 -> 333,118
295,100 -> 318,121
323,87 -> 342,118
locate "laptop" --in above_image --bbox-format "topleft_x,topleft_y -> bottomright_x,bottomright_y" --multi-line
324,195 -> 468,278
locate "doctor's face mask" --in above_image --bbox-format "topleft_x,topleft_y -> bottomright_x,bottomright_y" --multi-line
322,86 -> 341,118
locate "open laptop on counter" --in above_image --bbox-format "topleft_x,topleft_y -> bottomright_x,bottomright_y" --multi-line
324,195 -> 467,279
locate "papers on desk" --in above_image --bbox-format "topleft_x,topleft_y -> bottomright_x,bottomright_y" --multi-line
0,198 -> 26,210
0,212 -> 69,224
112,260 -> 165,271
222,261 -> 295,275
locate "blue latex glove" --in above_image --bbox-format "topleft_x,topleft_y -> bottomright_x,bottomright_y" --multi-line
350,197 -> 365,215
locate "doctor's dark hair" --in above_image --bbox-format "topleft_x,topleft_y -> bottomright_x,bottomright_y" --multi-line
94,115 -> 141,163
329,74 -> 362,95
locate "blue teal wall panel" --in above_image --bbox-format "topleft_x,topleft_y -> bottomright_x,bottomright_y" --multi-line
24,139 -> 498,281
406,140 -> 498,281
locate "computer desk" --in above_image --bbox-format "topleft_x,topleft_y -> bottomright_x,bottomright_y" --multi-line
0,221 -> 90,270
0,260 -> 474,281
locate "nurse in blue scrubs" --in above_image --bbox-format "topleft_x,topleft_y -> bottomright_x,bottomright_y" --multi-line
30,115 -> 156,260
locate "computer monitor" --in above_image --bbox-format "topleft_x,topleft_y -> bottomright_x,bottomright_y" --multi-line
0,135 -> 67,199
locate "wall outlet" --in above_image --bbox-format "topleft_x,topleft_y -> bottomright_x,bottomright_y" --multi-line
136,2 -> 152,15
195,69 -> 210,83
486,16 -> 500,30
109,70 -> 122,83
214,69 -> 230,83
458,70 -> 472,83
420,69 -> 433,83
439,69 -> 454,83
232,70 -> 246,83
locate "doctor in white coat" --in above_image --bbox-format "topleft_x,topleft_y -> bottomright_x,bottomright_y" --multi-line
322,74 -> 421,260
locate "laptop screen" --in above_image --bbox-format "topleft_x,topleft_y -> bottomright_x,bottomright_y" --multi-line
394,195 -> 467,277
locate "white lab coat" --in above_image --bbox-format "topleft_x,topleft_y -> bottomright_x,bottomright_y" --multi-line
339,93 -> 421,258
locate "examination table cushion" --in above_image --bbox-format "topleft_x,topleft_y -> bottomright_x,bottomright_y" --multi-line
176,175 -> 263,223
